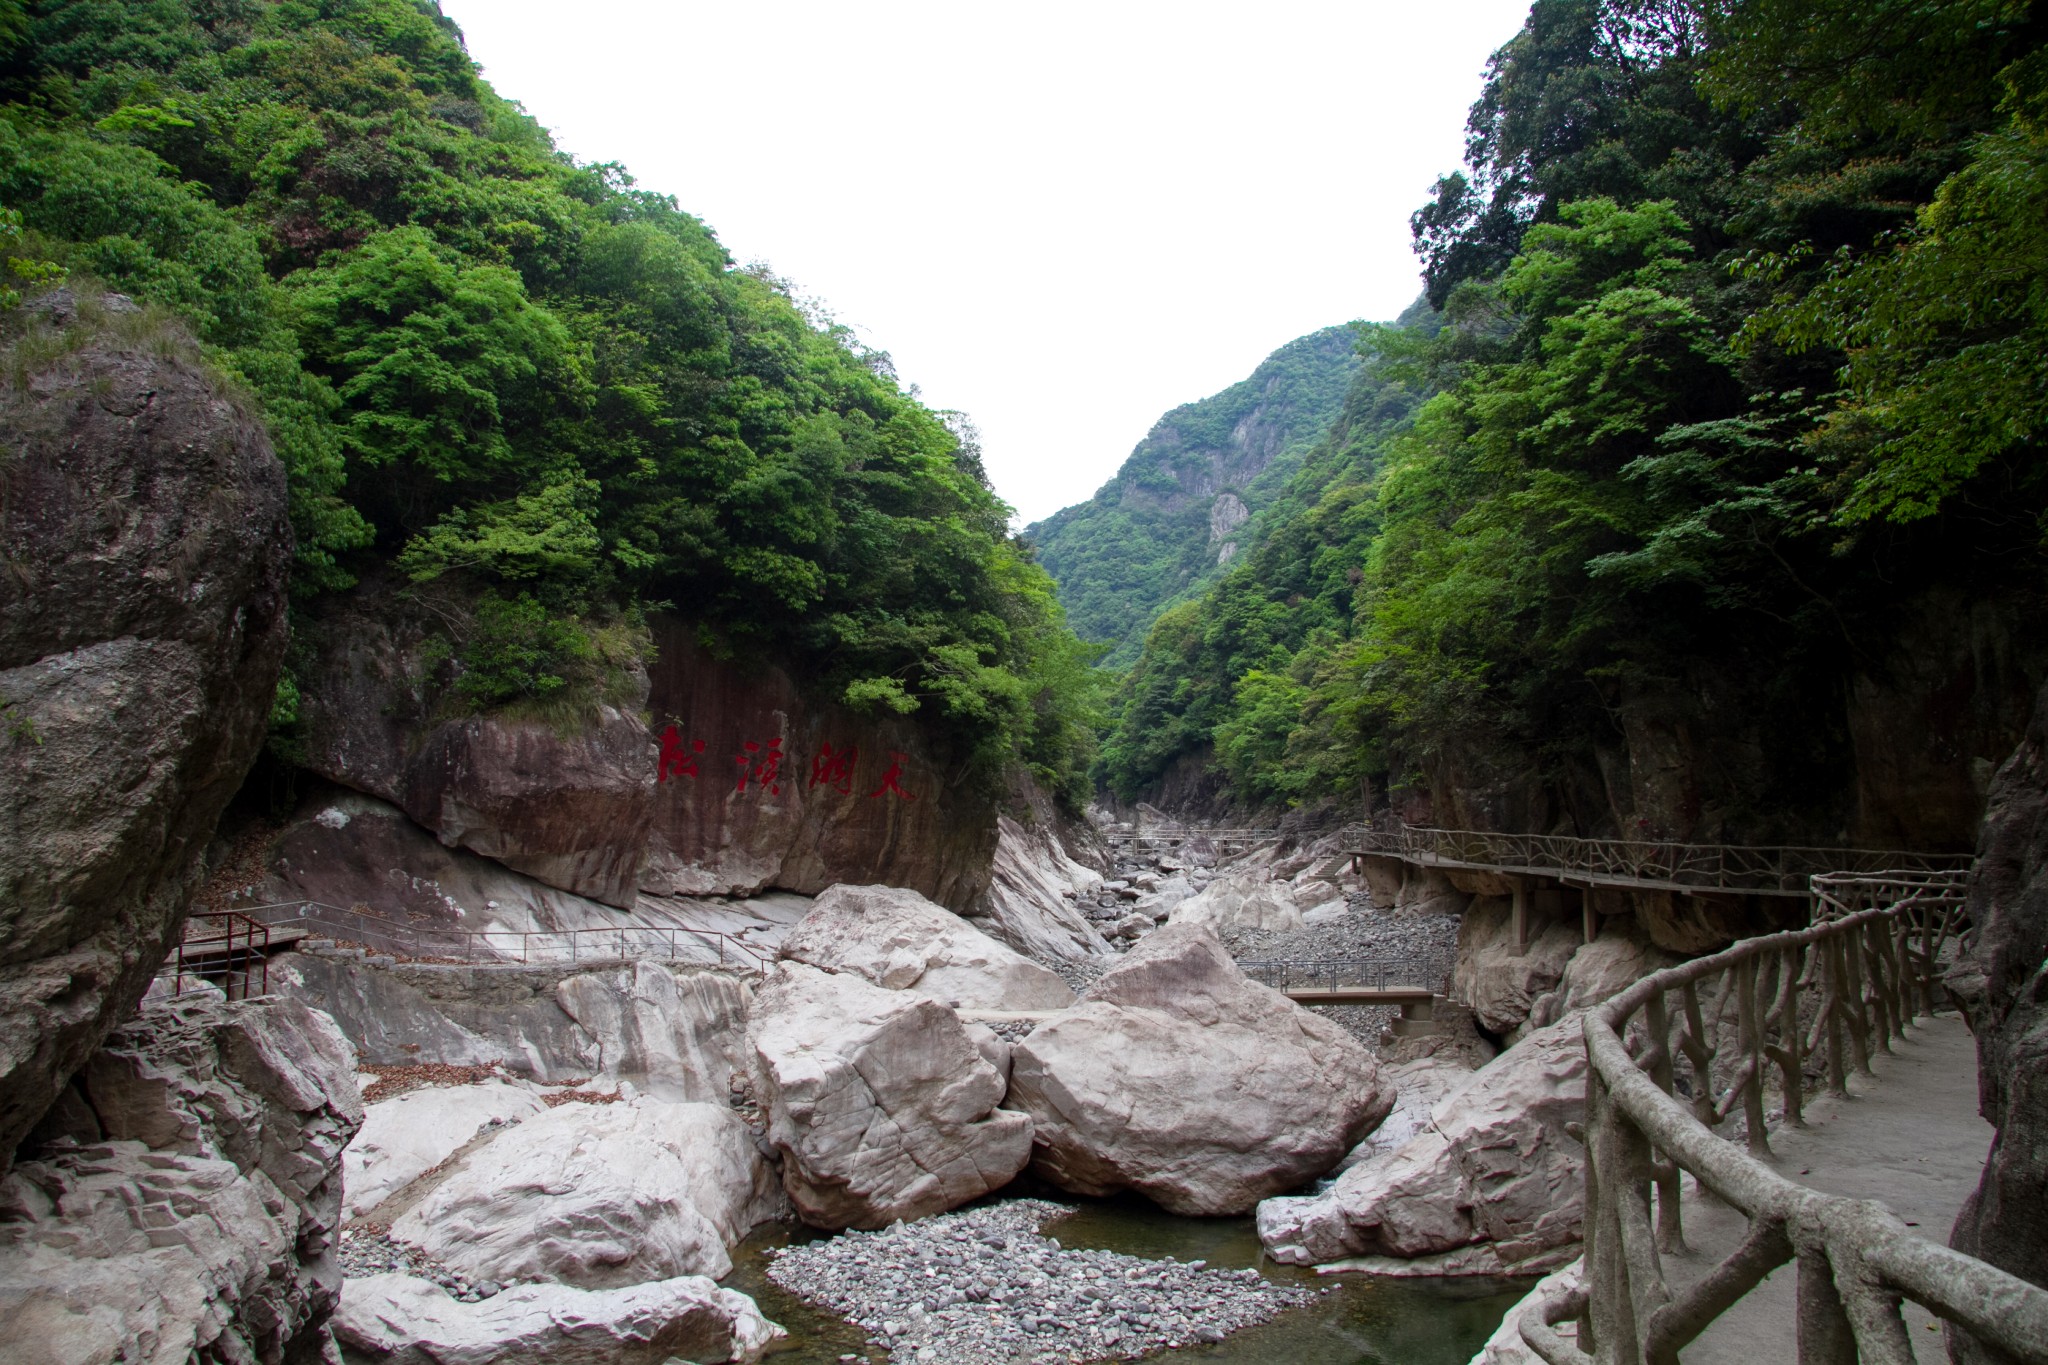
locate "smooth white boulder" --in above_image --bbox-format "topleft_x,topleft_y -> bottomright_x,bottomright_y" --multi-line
390,1096 -> 782,1285
748,962 -> 1032,1229
1453,898 -> 1582,1034
1333,1055 -> 1480,1173
1257,1014 -> 1587,1269
1006,923 -> 1392,1215
333,1272 -> 782,1364
554,961 -> 751,1102
779,883 -> 1076,1011
1168,873 -> 1305,935
344,1080 -> 547,1220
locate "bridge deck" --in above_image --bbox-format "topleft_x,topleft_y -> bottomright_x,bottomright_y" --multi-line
1668,1014 -> 1991,1363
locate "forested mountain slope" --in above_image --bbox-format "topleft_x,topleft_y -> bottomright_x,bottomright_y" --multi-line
0,0 -> 1099,806
1101,0 -> 2048,852
1024,324 -> 1360,663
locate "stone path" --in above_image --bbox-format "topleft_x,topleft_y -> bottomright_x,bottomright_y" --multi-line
1668,1014 -> 1992,1363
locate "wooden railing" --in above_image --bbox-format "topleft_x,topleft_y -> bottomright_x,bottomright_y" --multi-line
1521,877 -> 2048,1364
231,900 -> 777,973
1341,823 -> 1973,896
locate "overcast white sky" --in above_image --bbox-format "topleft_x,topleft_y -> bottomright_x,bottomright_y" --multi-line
439,1 -> 1534,524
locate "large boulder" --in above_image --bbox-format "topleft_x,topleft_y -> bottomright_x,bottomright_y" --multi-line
747,962 -> 1031,1229
969,809 -> 1115,963
391,1096 -> 783,1284
0,994 -> 362,1363
1167,873 -> 1305,935
1946,681 -> 2048,1364
1006,923 -> 1392,1215
1257,1013 -> 1587,1269
0,298 -> 292,1167
343,1080 -> 548,1220
334,1272 -> 782,1365
1453,897 -> 1582,1035
1334,1055 -> 1481,1173
554,961 -> 753,1102
778,883 -> 1074,1011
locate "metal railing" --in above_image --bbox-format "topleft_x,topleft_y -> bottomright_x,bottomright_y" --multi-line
1341,823 -> 1974,896
1239,958 -> 1441,994
1107,826 -> 1278,852
166,910 -> 273,999
224,900 -> 777,973
1521,876 -> 2048,1364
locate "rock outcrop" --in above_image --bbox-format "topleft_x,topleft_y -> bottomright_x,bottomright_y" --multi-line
1007,923 -> 1391,1216
1946,681 -> 2048,1364
272,951 -> 757,1095
0,297 -> 292,1166
778,883 -> 1074,1011
334,1272 -> 783,1365
344,1080 -> 548,1220
747,962 -> 1031,1229
1167,874 -> 1305,935
1453,897 -> 1582,1036
1256,1014 -> 1586,1271
391,1096 -> 782,1285
295,604 -> 999,910
971,808 -> 1115,963
0,994 -> 361,1363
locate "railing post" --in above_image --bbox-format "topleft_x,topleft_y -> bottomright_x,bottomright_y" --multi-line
1737,957 -> 1769,1157
1777,945 -> 1806,1130
1823,934 -> 1849,1097
1795,1248 -> 1855,1365
1643,988 -> 1684,1254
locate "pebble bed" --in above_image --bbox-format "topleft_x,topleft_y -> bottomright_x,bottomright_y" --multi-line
765,1201 -> 1317,1365
338,1226 -> 511,1303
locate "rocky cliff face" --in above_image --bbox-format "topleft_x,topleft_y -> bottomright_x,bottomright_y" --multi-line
295,602 -> 997,913
1946,680 -> 2048,1364
0,294 -> 292,1167
0,993 -> 362,1364
1397,581 -> 2046,854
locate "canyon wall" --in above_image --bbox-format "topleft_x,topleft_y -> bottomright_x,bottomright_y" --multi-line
295,602 -> 998,915
0,295 -> 292,1167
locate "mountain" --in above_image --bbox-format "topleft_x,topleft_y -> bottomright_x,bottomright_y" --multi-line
1024,324 -> 1362,663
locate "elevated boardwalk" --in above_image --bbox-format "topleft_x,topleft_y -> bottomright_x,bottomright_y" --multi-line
1343,824 -> 1971,898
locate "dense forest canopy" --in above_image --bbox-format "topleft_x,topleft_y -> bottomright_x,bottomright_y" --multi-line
1025,325 -> 1362,666
0,0 -> 1102,806
1092,0 -> 2048,841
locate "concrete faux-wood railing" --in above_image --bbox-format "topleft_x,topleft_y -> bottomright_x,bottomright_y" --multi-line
1341,824 -> 1974,898
1520,876 -> 2048,1365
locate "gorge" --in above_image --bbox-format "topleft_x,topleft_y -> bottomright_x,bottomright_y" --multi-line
4,2 -> 2048,1365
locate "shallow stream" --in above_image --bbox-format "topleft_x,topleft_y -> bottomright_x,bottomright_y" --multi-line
723,1193 -> 1530,1365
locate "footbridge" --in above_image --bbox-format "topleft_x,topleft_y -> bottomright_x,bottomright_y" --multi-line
1512,872 -> 2048,1365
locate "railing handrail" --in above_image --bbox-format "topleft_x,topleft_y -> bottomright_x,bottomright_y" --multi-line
1522,885 -> 2048,1364
176,898 -> 776,974
1341,822 -> 1973,894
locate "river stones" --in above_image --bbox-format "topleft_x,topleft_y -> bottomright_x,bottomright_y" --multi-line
334,1271 -> 783,1364
390,1096 -> 783,1284
748,962 -> 1032,1229
1256,1012 -> 1587,1269
1006,922 -> 1393,1216
778,883 -> 1075,1011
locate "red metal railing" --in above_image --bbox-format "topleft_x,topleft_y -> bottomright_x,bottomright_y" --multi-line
167,910 -> 272,999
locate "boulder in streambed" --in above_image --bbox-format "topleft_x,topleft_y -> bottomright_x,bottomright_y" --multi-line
1167,872 -> 1305,935
389,1095 -> 783,1285
747,961 -> 1031,1229
778,882 -> 1074,1011
334,1272 -> 783,1365
1005,922 -> 1392,1216
1256,1012 -> 1587,1272
343,1079 -> 548,1221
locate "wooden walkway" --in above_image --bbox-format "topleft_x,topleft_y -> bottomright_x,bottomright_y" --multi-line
1344,823 -> 1971,898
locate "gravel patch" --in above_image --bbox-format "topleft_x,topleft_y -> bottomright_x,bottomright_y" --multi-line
1225,897 -> 1461,990
765,1200 -> 1316,1364
339,1226 -> 514,1303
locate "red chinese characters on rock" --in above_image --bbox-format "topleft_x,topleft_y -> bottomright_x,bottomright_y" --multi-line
734,737 -> 785,796
809,742 -> 858,795
866,750 -> 918,803
656,726 -> 704,783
